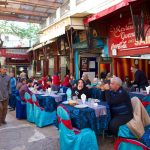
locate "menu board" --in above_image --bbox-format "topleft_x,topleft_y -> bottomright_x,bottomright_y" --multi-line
80,57 -> 89,71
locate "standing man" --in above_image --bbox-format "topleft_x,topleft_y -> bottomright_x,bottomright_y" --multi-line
131,65 -> 149,90
9,72 -> 17,111
0,66 -> 10,126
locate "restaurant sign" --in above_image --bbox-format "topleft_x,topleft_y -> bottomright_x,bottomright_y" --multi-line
0,48 -> 28,58
108,17 -> 150,56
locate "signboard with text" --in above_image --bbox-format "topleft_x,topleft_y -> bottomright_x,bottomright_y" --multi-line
108,17 -> 150,56
0,48 -> 28,58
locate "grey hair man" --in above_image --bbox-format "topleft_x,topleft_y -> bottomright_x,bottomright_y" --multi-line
103,76 -> 133,136
0,66 -> 10,126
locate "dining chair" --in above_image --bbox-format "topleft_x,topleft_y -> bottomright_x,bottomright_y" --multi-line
16,95 -> 27,119
66,88 -> 72,101
114,97 -> 150,150
57,105 -> 98,150
24,92 -> 35,123
114,125 -> 150,150
32,94 -> 56,127
142,95 -> 150,116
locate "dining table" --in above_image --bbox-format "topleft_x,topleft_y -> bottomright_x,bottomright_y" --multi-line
60,100 -> 111,134
32,90 -> 67,112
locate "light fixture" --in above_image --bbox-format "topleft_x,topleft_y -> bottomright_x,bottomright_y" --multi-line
134,59 -> 138,65
120,13 -> 122,18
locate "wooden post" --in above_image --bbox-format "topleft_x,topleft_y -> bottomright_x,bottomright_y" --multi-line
66,28 -> 74,75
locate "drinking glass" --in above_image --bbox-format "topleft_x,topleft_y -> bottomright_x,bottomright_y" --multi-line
136,88 -> 139,92
73,96 -> 77,101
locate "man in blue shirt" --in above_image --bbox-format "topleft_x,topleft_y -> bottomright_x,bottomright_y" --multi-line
104,77 -> 133,136
9,72 -> 17,111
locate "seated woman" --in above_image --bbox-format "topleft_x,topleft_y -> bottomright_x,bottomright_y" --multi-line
51,72 -> 61,91
69,74 -> 76,88
122,76 -> 132,92
82,74 -> 91,86
91,78 -> 99,87
72,79 -> 90,99
62,74 -> 71,87
46,79 -> 52,89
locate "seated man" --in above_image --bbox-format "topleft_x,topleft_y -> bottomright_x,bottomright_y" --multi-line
103,77 -> 133,136
72,79 -> 90,99
19,79 -> 33,100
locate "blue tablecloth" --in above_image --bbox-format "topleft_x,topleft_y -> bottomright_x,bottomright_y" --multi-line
89,88 -> 104,101
129,92 -> 146,100
61,102 -> 111,134
36,93 -> 67,112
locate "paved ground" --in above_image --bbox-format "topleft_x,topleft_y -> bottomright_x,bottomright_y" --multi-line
0,111 -> 114,150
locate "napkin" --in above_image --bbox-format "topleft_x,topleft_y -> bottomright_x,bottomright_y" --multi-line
47,88 -> 51,94
81,94 -> 86,104
145,86 -> 150,94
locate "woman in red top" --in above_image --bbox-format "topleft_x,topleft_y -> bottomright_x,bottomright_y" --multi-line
62,74 -> 70,87
52,73 -> 60,86
51,73 -> 61,91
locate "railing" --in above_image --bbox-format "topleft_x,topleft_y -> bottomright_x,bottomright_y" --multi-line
76,0 -> 86,5
60,0 -> 70,17
49,13 -> 57,25
3,40 -> 32,48
41,0 -> 87,29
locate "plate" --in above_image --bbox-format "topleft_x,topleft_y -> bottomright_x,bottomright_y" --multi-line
62,101 -> 69,104
57,93 -> 65,95
41,94 -> 49,97
93,99 -> 100,102
74,104 -> 88,108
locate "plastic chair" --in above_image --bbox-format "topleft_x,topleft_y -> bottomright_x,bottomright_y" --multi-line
66,88 -> 72,101
60,86 -> 68,93
24,92 -> 34,123
114,125 -> 150,150
16,95 -> 27,119
142,95 -> 150,116
57,105 -> 98,150
32,94 -> 56,127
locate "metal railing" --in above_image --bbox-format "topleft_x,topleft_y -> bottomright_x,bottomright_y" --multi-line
49,13 -> 57,25
60,0 -> 70,17
76,0 -> 86,5
3,40 -> 33,48
41,0 -> 87,29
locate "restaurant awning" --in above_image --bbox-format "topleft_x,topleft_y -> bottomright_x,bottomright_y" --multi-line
27,40 -> 55,53
83,0 -> 137,24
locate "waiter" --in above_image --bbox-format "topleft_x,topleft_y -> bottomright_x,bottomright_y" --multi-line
131,65 -> 149,89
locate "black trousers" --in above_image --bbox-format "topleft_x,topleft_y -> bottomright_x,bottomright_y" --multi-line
109,114 -> 133,136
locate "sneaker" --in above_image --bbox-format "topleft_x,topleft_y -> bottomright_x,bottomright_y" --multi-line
2,121 -> 7,124
9,108 -> 15,111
